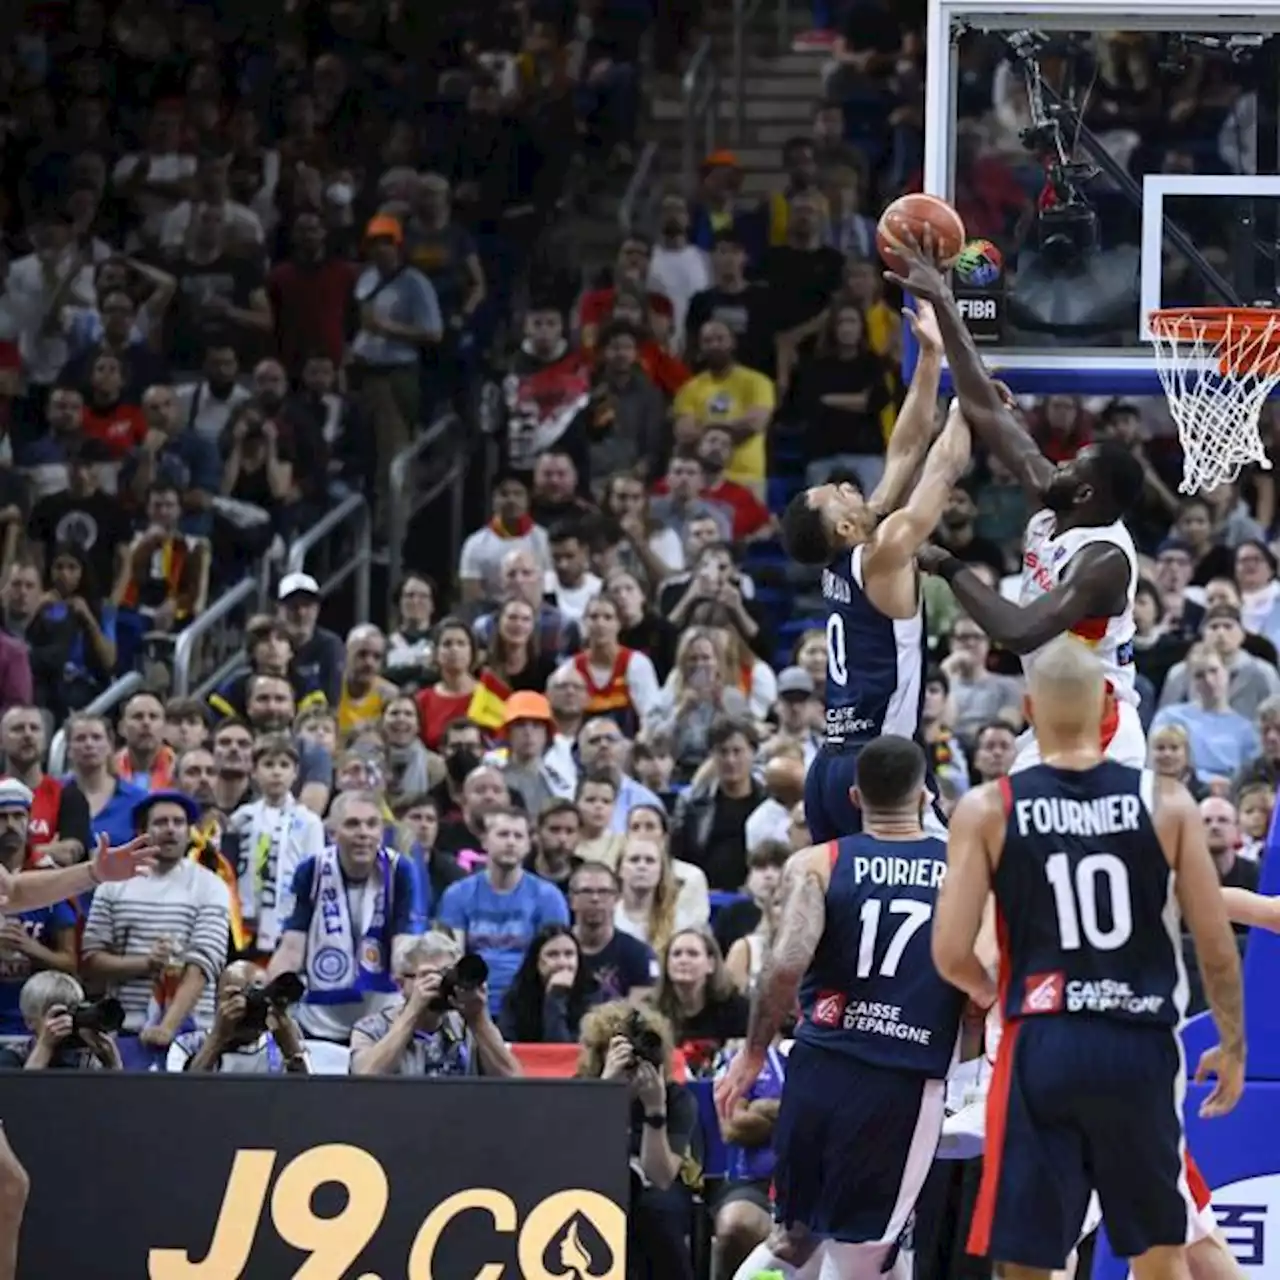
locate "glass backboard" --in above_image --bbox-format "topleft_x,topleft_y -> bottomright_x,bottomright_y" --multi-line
912,0 -> 1280,394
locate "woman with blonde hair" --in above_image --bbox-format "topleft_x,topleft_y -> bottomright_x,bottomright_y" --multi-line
653,925 -> 749,1049
1147,721 -> 1208,802
576,999 -> 700,1280
724,871 -> 784,994
625,803 -> 710,932
645,627 -> 749,781
615,837 -> 683,954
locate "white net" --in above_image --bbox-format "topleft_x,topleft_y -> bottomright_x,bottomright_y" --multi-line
1150,309 -> 1279,495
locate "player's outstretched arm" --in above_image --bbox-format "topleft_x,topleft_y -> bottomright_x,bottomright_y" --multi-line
1160,779 -> 1246,1117
920,541 -> 1129,655
866,301 -> 944,519
882,230 -> 1054,503
865,400 -> 972,575
1222,886 -> 1280,933
932,785 -> 1000,1008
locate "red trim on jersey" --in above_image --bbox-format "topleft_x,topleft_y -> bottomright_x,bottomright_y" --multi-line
997,775 -> 1013,817
827,840 -> 840,871
1099,688 -> 1120,752
1185,1151 -> 1211,1212
968,1011 -> 1019,1257
1070,615 -> 1109,643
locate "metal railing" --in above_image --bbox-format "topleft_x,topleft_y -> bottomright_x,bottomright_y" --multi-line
619,141 -> 661,234
731,0 -> 791,145
682,37 -> 720,194
285,493 -> 372,625
387,414 -> 469,618
47,672 -> 146,774
172,578 -> 259,697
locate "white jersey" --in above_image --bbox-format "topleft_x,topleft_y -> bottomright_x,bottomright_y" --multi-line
1018,509 -> 1139,706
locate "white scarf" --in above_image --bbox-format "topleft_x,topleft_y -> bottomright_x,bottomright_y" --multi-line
304,845 -> 397,1004
232,796 -> 300,952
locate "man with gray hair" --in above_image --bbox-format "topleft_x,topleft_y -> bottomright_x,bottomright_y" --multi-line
473,547 -> 579,662
0,971 -> 121,1071
267,790 -> 421,1072
350,932 -> 521,1078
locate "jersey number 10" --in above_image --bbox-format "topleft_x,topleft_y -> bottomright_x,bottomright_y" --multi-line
1045,852 -> 1134,952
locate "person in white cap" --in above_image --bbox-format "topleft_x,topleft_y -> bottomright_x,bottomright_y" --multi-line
0,811 -> 157,1280
276,571 -> 344,707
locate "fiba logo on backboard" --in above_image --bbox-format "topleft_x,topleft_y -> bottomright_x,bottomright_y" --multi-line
1022,972 -> 1064,1015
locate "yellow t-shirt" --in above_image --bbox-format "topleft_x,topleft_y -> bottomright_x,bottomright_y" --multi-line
338,678 -> 396,738
674,365 -> 777,490
865,300 -> 899,359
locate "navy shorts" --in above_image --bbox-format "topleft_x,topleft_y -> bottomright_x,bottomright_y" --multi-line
968,1017 -> 1195,1269
773,1041 -> 946,1245
805,746 -> 947,843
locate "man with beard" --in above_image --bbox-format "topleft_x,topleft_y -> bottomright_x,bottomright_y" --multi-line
243,674 -> 331,814
647,193 -> 709,347
173,344 -> 252,445
275,572 -> 344,707
211,719 -> 256,815
887,235 -> 1149,776
252,358 -> 326,510
436,764 -> 511,862
82,790 -> 231,1070
0,707 -> 90,867
175,748 -> 218,812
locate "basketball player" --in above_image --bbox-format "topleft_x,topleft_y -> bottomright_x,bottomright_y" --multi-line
715,735 -> 967,1280
780,301 -> 970,841
933,637 -> 1245,1280
882,231 -> 1148,772
0,830 -> 158,1280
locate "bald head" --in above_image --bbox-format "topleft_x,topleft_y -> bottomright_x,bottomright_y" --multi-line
1026,637 -> 1106,744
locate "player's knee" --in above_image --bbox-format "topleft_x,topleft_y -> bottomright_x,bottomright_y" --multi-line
715,1199 -> 771,1251
1188,1233 -> 1246,1280
1130,1244 -> 1193,1280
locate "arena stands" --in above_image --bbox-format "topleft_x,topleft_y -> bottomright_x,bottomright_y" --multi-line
0,3 -> 1278,1279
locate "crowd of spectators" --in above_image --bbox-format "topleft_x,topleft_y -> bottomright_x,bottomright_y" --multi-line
1,3 -> 1279,1280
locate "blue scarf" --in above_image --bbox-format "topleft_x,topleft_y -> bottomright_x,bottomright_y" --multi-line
304,845 -> 398,1005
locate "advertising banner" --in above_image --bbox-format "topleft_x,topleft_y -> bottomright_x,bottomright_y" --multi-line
3,1074 -> 630,1279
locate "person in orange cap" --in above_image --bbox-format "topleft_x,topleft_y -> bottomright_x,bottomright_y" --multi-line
349,213 -> 443,529
496,691 -> 573,817
691,150 -> 762,260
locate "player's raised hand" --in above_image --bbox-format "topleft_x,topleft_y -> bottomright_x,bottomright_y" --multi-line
882,226 -> 954,303
1195,1043 -> 1245,1118
90,833 -> 160,883
905,300 -> 943,358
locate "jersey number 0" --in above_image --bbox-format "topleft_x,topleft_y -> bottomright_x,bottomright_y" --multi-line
827,613 -> 848,687
1045,852 -> 1134,952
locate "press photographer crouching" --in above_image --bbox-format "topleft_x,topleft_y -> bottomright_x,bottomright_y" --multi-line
577,1001 -> 701,1280
0,973 -> 123,1070
350,934 -> 522,1078
166,962 -> 309,1074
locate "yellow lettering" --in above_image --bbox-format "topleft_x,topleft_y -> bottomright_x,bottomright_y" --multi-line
407,1187 -> 517,1280
148,1149 -> 277,1280
271,1144 -> 389,1280
520,1191 -> 627,1280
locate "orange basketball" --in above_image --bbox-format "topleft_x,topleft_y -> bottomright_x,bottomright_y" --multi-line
876,194 -> 967,275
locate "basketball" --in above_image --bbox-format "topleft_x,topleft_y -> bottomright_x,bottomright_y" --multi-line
876,195 -> 967,275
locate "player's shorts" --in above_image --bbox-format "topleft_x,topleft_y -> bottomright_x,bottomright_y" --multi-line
773,1040 -> 945,1250
805,745 -> 948,842
1078,1151 -> 1215,1245
968,1016 -> 1198,1269
1010,694 -> 1146,774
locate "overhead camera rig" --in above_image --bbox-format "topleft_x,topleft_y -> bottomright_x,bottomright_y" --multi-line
952,21 -> 1250,299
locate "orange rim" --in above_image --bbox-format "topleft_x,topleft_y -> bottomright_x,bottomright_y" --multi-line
1150,306 -> 1280,376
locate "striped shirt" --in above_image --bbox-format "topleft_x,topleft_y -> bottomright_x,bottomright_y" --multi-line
81,860 -> 230,1032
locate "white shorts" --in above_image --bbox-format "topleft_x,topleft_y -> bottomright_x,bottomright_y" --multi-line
1010,696 -> 1146,774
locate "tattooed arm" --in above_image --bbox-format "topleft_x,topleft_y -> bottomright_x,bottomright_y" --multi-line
745,846 -> 829,1055
1158,777 -> 1246,1116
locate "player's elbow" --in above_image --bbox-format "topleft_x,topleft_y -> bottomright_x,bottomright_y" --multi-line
930,928 -> 967,984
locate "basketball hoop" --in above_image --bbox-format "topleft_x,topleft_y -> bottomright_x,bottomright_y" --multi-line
1149,307 -> 1278,495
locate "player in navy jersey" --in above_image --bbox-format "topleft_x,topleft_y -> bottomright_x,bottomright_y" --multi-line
933,637 -> 1245,1280
780,302 -> 971,844
716,735 -> 967,1280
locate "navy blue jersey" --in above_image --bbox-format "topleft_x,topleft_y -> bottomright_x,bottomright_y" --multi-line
821,544 -> 925,748
993,763 -> 1186,1028
797,834 -> 964,1078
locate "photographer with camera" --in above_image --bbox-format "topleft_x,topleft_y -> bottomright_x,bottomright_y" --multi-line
167,961 -> 310,1075
0,972 -> 122,1071
576,1000 -> 700,1280
350,933 -> 522,1078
